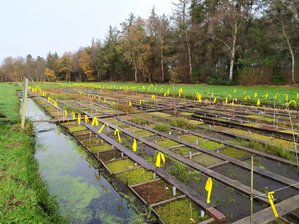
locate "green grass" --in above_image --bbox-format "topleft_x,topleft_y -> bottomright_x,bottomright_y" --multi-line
153,124 -> 171,133
0,83 -> 65,223
33,82 -> 299,108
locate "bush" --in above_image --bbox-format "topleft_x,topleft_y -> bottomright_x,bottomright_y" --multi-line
238,67 -> 272,85
154,124 -> 171,133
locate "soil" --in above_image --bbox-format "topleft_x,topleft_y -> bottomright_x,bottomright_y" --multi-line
132,179 -> 180,204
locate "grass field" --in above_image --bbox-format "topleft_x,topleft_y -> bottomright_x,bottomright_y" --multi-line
0,83 -> 65,223
34,82 -> 299,108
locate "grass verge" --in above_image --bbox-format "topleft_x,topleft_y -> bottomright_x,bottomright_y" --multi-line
0,83 -> 66,223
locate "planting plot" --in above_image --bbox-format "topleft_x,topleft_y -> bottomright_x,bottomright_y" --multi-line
132,179 -> 181,204
26,83 -> 299,223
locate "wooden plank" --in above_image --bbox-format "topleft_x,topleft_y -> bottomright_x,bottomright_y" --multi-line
150,195 -> 186,207
232,194 -> 299,224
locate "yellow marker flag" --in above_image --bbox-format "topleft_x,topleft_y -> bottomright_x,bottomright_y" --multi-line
232,99 -> 237,106
98,123 -> 109,134
274,93 -> 279,99
71,111 -> 76,119
257,99 -> 261,106
77,113 -> 81,125
155,152 -> 165,167
132,138 -> 137,152
64,110 -> 68,117
104,98 -> 107,103
139,100 -> 144,106
114,129 -> 121,143
284,94 -> 289,102
254,92 -> 257,98
287,100 -> 296,107
84,115 -> 89,123
151,95 -> 156,100
91,117 -> 99,126
164,89 -> 170,97
178,88 -> 183,97
205,177 -> 213,204
196,93 -> 202,103
213,97 -> 217,104
268,192 -> 279,218
47,97 -> 51,102
244,95 -> 251,100
98,96 -> 101,100
225,98 -> 228,105
128,101 -> 132,106
297,93 -> 299,99
265,93 -> 269,99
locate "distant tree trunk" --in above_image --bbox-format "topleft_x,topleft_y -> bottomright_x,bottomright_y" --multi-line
282,24 -> 295,84
160,40 -> 165,82
134,62 -> 138,82
229,31 -> 237,81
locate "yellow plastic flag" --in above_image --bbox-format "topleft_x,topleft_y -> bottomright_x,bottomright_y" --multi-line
244,95 -> 251,100
132,138 -> 137,152
84,115 -> 89,123
64,109 -> 68,117
284,94 -> 289,102
213,97 -> 217,104
265,93 -> 269,99
98,96 -> 101,100
257,99 -> 260,106
139,100 -> 144,106
128,101 -> 132,106
164,89 -> 170,97
155,152 -> 165,167
274,93 -> 279,99
104,98 -> 107,103
232,99 -> 237,106
77,113 -> 81,125
47,97 -> 51,102
297,93 -> 299,99
196,93 -> 202,103
71,111 -> 76,119
114,129 -> 121,143
254,92 -> 257,98
205,177 -> 213,204
98,123 -> 109,134
268,192 -> 279,218
91,117 -> 99,126
286,100 -> 296,107
225,98 -> 228,105
151,95 -> 156,100
178,88 -> 183,97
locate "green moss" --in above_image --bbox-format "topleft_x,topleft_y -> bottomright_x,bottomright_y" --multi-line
116,168 -> 154,186
191,154 -> 223,167
172,147 -> 194,156
89,143 -> 112,153
135,130 -> 155,137
156,139 -> 180,149
106,159 -> 136,173
69,125 -> 86,133
131,117 -> 150,125
180,135 -> 204,143
198,141 -> 224,150
82,138 -> 102,147
220,147 -> 250,159
155,198 -> 208,224
154,124 -> 171,133
150,112 -> 172,117
125,126 -> 143,133
245,114 -> 274,123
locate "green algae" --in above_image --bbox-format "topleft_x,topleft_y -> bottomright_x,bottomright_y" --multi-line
155,198 -> 207,224
156,139 -> 180,149
220,147 -> 250,159
106,159 -> 136,173
198,141 -> 224,150
116,168 -> 154,186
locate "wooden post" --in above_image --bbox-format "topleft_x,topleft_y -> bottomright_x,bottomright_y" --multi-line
21,78 -> 28,129
250,156 -> 254,224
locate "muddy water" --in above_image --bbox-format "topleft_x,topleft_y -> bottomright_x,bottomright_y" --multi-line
26,99 -> 143,224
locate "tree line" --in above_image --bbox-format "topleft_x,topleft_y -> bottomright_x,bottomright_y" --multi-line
1,0 -> 298,85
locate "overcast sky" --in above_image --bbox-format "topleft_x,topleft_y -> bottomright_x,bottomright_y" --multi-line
0,0 -> 173,63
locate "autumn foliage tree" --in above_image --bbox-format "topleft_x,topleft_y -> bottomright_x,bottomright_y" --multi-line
79,50 -> 95,81
44,68 -> 56,81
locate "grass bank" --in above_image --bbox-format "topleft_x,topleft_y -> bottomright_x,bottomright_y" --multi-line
0,83 -> 66,223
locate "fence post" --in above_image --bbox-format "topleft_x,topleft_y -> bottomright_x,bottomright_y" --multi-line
21,78 -> 28,129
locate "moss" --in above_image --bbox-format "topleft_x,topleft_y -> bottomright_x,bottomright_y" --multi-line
169,118 -> 197,130
106,159 -> 136,173
191,154 -> 223,167
125,126 -> 143,133
131,117 -> 150,125
154,124 -> 171,133
245,114 -> 274,123
220,147 -> 250,159
156,139 -> 180,149
149,112 -> 172,117
89,143 -> 112,153
82,138 -> 102,147
116,168 -> 154,186
179,112 -> 193,117
135,130 -> 155,137
172,147 -> 195,156
69,125 -> 86,133
155,198 -> 208,224
180,135 -> 204,143
198,141 -> 224,150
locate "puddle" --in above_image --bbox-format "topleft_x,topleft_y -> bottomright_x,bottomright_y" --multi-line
26,99 -> 143,223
